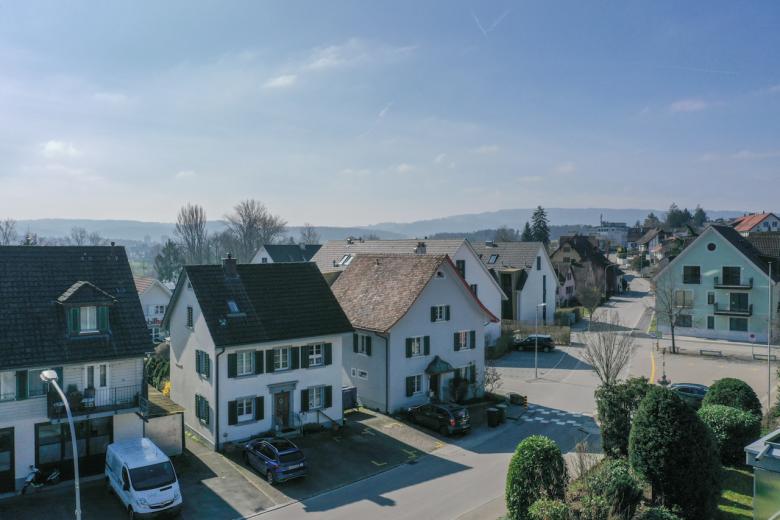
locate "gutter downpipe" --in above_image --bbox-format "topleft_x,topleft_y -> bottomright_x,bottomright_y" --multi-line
215,347 -> 226,451
377,332 -> 391,414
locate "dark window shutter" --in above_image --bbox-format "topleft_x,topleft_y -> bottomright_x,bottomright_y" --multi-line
301,345 -> 310,369
227,353 -> 237,378
68,307 -> 80,334
423,336 -> 430,355
405,377 -> 414,397
205,399 -> 210,425
266,350 -> 275,373
291,347 -> 300,370
469,330 -> 476,349
455,368 -> 462,379
194,395 -> 199,420
205,353 -> 211,377
255,396 -> 264,421
195,350 -> 202,374
469,364 -> 477,383
16,371 -> 27,400
324,386 -> 333,408
97,306 -> 109,331
445,305 -> 451,321
353,334 -> 358,353
228,400 -> 237,425
255,350 -> 264,374
301,389 -> 309,412
405,338 -> 412,358
324,343 -> 332,365
453,332 -> 460,351
365,336 -> 372,356
430,306 -> 436,322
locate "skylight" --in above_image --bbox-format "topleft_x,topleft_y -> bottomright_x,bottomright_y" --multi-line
488,254 -> 499,264
227,299 -> 240,314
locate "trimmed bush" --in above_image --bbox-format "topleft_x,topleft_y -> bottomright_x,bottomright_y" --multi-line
528,498 -> 571,520
701,378 -> 762,417
698,404 -> 762,464
586,458 -> 643,519
595,377 -> 650,457
506,436 -> 568,520
633,506 -> 682,520
629,386 -> 721,520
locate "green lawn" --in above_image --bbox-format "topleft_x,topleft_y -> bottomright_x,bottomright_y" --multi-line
718,466 -> 753,519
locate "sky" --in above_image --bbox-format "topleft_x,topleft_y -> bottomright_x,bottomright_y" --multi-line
1,1 -> 779,226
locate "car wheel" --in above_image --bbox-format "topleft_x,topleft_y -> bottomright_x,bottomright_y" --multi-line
439,425 -> 448,436
545,346 -> 551,353
128,507 -> 135,519
266,470 -> 274,485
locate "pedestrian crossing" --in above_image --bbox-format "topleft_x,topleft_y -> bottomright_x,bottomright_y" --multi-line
519,404 -> 588,428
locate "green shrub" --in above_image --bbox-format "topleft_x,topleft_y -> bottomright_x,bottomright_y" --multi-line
701,378 -> 762,417
528,498 -> 571,520
506,436 -> 568,520
698,404 -> 761,464
586,459 -> 643,519
577,495 -> 610,520
632,506 -> 682,520
629,386 -> 721,520
595,377 -> 650,457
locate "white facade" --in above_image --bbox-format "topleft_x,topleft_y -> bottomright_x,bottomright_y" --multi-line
137,280 -> 172,343
252,246 -> 275,264
516,246 -> 559,324
593,222 -> 629,249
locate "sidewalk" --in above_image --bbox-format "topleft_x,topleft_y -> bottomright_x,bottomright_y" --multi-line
656,334 -> 777,361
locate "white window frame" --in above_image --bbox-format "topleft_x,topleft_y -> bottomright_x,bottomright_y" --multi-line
84,363 -> 109,390
411,374 -> 423,395
357,335 -> 370,355
455,330 -> 471,351
274,347 -> 291,371
338,254 -> 353,266
236,397 -> 254,423
357,369 -> 368,380
308,344 -> 324,366
673,290 -> 694,309
488,254 -> 498,264
308,386 -> 324,410
409,337 -> 423,357
80,306 -> 98,333
0,371 -> 16,401
433,305 -> 447,322
350,368 -> 357,377
236,350 -> 254,376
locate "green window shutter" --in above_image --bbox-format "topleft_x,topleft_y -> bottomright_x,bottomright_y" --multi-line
195,395 -> 200,420
453,332 -> 460,351
324,343 -> 332,365
98,306 -> 109,331
405,377 -> 414,397
445,305 -> 451,321
227,400 -> 237,425
469,331 -> 476,350
16,371 -> 27,400
353,334 -> 358,353
255,396 -> 264,421
324,386 -> 333,408
301,346 -> 310,369
301,389 -> 309,412
205,399 -> 210,425
430,306 -> 436,322
423,336 -> 430,355
469,364 -> 477,383
405,338 -> 412,358
291,347 -> 300,370
227,353 -> 237,378
205,353 -> 211,378
68,307 -> 80,334
195,350 -> 201,374
365,336 -> 372,356
254,350 -> 264,374
455,368 -> 462,380
266,350 -> 275,373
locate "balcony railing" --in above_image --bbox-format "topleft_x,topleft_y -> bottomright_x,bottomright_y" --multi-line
48,384 -> 141,420
714,276 -> 753,289
713,303 -> 753,316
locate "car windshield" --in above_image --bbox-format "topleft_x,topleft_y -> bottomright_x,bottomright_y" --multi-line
129,461 -> 177,491
278,451 -> 304,464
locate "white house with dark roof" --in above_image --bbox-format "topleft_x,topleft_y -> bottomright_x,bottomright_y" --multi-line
134,276 -> 172,343
164,256 -> 353,451
251,243 -> 322,264
330,254 -> 498,413
0,246 -> 151,492
312,238 -> 506,344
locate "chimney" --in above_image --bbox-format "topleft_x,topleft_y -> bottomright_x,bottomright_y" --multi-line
485,240 -> 495,247
223,253 -> 238,277
415,241 -> 426,255
346,237 -> 353,245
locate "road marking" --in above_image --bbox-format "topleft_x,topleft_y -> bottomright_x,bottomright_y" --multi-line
402,449 -> 418,459
371,460 -> 387,467
361,429 -> 376,436
650,348 -> 656,382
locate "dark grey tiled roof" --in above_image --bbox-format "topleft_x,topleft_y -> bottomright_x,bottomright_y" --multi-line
172,262 -> 353,347
748,233 -> 780,260
57,281 -> 117,305
471,241 -> 542,270
0,246 -> 152,371
261,244 -> 321,263
711,225 -> 780,282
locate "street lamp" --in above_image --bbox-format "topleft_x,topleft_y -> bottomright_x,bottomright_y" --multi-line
535,303 -> 547,379
40,370 -> 81,520
768,261 -> 773,428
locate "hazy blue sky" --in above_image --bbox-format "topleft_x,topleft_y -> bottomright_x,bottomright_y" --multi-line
1,1 -> 778,225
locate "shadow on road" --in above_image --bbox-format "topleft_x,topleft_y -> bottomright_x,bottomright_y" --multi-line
494,348 -> 593,371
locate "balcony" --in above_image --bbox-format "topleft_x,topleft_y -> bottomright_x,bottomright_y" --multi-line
48,384 -> 142,420
714,276 -> 753,290
713,303 -> 753,317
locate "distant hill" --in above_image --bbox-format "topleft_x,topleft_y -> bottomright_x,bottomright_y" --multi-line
366,207 -> 749,237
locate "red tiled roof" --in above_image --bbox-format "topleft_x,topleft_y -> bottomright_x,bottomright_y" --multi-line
734,213 -> 775,232
133,276 -> 156,294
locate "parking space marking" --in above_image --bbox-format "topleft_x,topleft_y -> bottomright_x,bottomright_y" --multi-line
402,448 -> 418,459
371,460 -> 387,467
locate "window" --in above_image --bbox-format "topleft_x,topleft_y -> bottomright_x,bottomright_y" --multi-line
454,330 -> 475,351
308,344 -> 324,366
155,305 -> 166,315
722,266 -> 741,286
308,386 -> 324,410
707,316 -> 715,329
673,290 -> 694,308
236,397 -> 254,422
536,256 -> 541,271
338,254 -> 353,266
707,292 -> 715,305
237,351 -> 254,376
195,395 -> 210,425
357,369 -> 368,380
261,257 -> 268,263
274,347 -> 290,371
409,337 -> 423,356
470,284 -> 478,296
431,305 -> 450,322
488,254 -> 498,264
675,314 -> 692,328
186,306 -> 193,328
435,270 -> 445,278
730,293 -> 749,312
406,374 -> 423,396
563,256 -> 571,263
0,371 -> 15,401
356,335 -> 371,355
707,242 -> 717,251
80,306 -> 97,332
682,266 -> 701,284
27,369 -> 48,397
227,300 -> 240,314
729,317 -> 748,332
455,259 -> 466,279
195,350 -> 210,378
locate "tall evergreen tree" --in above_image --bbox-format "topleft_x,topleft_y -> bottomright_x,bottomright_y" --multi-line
530,206 -> 550,244
154,240 -> 184,283
692,205 -> 707,227
520,222 -> 534,241
643,212 -> 661,228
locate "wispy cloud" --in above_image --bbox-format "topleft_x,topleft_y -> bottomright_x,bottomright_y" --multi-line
378,102 -> 392,118
93,91 -> 129,105
41,140 -> 81,159
472,144 -> 499,155
175,170 -> 196,179
554,162 -> 576,174
731,149 -> 780,160
396,163 -> 414,173
434,153 -> 447,164
264,74 -> 297,89
304,38 -> 415,71
669,98 -> 711,113
471,9 -> 512,38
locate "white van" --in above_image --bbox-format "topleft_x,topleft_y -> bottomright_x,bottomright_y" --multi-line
105,437 -> 183,519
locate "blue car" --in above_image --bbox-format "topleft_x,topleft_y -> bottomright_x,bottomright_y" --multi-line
243,438 -> 307,485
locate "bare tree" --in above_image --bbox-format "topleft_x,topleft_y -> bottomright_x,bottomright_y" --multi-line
175,203 -> 208,264
0,218 -> 17,245
581,311 -> 635,385
482,359 -> 503,395
571,440 -> 600,482
654,277 -> 686,354
87,231 -> 108,246
299,223 -> 320,245
70,226 -> 88,245
224,199 -> 287,261
577,270 -> 603,330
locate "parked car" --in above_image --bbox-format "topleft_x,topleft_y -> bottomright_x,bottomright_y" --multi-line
243,438 -> 307,485
670,383 -> 708,409
105,437 -> 183,519
514,334 -> 556,352
407,403 -> 471,436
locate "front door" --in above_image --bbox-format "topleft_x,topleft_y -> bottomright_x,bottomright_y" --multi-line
84,364 -> 109,407
430,374 -> 440,401
0,427 -> 13,493
274,391 -> 291,429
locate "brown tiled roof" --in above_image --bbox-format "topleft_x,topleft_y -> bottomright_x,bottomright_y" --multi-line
312,239 -> 466,273
133,276 -> 156,294
733,213 -> 776,232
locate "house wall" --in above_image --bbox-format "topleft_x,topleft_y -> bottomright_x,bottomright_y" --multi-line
384,263 -> 488,413
744,215 -> 780,235
251,246 -> 273,264
341,331 -> 388,411
139,282 -> 172,342
656,229 -> 780,343
516,247 -> 558,324
452,243 -> 503,344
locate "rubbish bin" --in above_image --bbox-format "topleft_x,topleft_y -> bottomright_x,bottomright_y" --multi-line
486,407 -> 500,428
495,404 -> 507,423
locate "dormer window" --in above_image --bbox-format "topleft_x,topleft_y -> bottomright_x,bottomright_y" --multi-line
80,306 -> 98,332
67,305 -> 109,335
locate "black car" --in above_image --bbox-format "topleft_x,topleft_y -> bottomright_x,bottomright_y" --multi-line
513,334 -> 556,352
670,383 -> 708,409
242,438 -> 307,485
407,403 -> 471,436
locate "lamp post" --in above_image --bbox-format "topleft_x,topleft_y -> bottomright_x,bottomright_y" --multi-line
768,261 -> 773,427
40,370 -> 81,520
535,303 -> 547,379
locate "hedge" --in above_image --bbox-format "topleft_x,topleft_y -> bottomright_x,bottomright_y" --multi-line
595,378 -> 650,457
506,436 -> 568,520
701,378 -> 762,417
586,458 -> 643,519
698,404 -> 762,464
